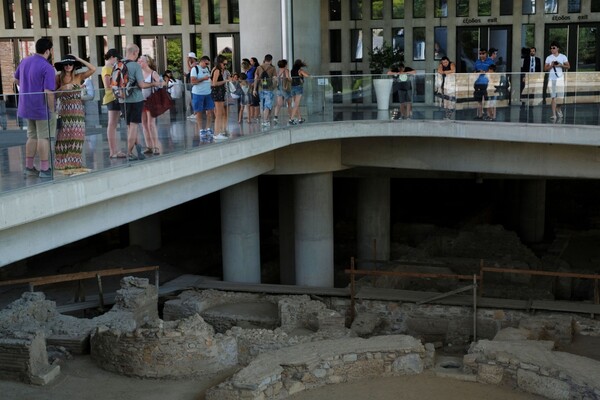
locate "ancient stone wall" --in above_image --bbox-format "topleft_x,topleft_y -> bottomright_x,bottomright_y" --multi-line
91,314 -> 237,378
464,339 -> 600,399
206,335 -> 430,400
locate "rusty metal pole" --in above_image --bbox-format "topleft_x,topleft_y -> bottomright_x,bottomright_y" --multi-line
473,274 -> 477,342
350,257 -> 356,323
96,274 -> 105,312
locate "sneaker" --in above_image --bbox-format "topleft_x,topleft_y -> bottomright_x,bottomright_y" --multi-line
288,119 -> 297,125
261,121 -> 270,127
557,109 -> 563,118
38,168 -> 52,178
135,143 -> 146,160
24,166 -> 39,177
199,129 -> 207,143
205,128 -> 214,143
273,116 -> 279,124
187,114 -> 196,120
297,118 -> 305,124
214,133 -> 229,141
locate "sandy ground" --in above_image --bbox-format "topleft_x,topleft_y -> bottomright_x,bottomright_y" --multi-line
0,356 -> 546,400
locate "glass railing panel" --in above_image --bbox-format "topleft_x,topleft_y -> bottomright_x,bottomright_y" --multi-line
3,73 -> 600,197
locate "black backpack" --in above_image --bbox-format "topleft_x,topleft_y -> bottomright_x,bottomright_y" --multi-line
259,67 -> 274,90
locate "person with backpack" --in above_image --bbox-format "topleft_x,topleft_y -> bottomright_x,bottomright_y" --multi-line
121,43 -> 164,161
253,54 -> 276,127
190,55 -> 214,143
273,59 -> 292,125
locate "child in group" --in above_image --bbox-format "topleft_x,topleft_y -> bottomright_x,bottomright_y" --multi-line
237,72 -> 251,124
486,64 -> 499,121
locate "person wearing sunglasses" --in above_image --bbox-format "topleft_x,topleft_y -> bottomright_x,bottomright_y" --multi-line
545,41 -> 570,121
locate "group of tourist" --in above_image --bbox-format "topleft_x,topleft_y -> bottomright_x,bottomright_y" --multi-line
186,52 -> 310,143
14,39 -> 164,178
430,41 -> 569,122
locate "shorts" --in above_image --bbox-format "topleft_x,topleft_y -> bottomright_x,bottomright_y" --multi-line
397,89 -> 412,104
192,93 -> 215,112
123,101 -> 144,125
106,99 -> 123,112
259,90 -> 274,111
250,92 -> 260,107
549,79 -> 565,98
291,85 -> 304,96
276,89 -> 291,100
26,113 -> 56,140
474,83 -> 488,102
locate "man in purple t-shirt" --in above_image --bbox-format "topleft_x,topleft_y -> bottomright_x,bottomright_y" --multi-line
14,38 -> 56,178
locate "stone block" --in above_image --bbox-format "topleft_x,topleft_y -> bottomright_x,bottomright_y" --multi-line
517,368 -> 570,400
477,363 -> 504,384
391,353 -> 423,375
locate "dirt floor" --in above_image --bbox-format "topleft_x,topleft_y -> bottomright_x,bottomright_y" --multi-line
0,356 -> 546,400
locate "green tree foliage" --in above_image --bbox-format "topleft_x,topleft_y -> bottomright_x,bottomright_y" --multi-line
368,41 -> 404,73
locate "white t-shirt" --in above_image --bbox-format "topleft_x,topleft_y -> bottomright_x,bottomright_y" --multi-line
545,53 -> 568,80
190,65 -> 211,95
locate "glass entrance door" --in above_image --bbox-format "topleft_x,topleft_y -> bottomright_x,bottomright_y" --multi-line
456,26 -> 512,73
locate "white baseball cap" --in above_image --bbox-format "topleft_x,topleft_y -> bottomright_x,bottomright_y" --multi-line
187,52 -> 197,59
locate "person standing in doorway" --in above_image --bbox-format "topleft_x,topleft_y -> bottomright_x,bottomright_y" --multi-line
13,38 -> 56,178
545,41 -> 570,121
520,47 -> 541,103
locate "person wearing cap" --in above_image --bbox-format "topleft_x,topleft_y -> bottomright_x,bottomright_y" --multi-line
54,54 -> 97,171
102,48 -> 126,158
13,38 -> 56,178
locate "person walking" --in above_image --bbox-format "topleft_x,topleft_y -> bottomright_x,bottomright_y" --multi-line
289,59 -> 310,125
545,41 -> 570,121
101,49 -> 126,159
13,38 -> 56,178
54,54 -> 97,171
139,54 -> 162,155
253,54 -> 277,127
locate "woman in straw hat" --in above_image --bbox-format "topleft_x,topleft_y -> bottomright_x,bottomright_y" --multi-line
54,54 -> 96,170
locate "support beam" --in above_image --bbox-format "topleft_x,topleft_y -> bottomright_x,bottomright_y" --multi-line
221,178 -> 261,283
294,172 -> 334,287
357,177 -> 390,269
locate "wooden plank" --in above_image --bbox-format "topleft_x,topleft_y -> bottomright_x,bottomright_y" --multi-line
0,266 -> 159,288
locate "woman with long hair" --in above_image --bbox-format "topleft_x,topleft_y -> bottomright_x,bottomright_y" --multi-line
437,56 -> 456,119
101,49 -> 125,158
289,59 -> 310,125
211,54 -> 229,140
54,54 -> 97,170
139,54 -> 163,155
273,59 -> 292,124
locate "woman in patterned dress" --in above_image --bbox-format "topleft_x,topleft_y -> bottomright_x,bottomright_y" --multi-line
54,55 -> 96,170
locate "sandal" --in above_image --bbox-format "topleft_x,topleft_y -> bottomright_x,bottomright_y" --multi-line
152,148 -> 160,155
143,147 -> 153,154
110,151 -> 127,159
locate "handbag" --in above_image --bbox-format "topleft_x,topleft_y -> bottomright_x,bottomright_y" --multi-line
146,87 -> 173,118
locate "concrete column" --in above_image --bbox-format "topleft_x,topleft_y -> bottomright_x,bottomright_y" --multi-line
519,179 -> 546,243
279,176 -> 295,285
294,172 -> 334,287
221,178 -> 261,283
239,0 -> 283,61
357,177 -> 390,269
129,214 -> 161,251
